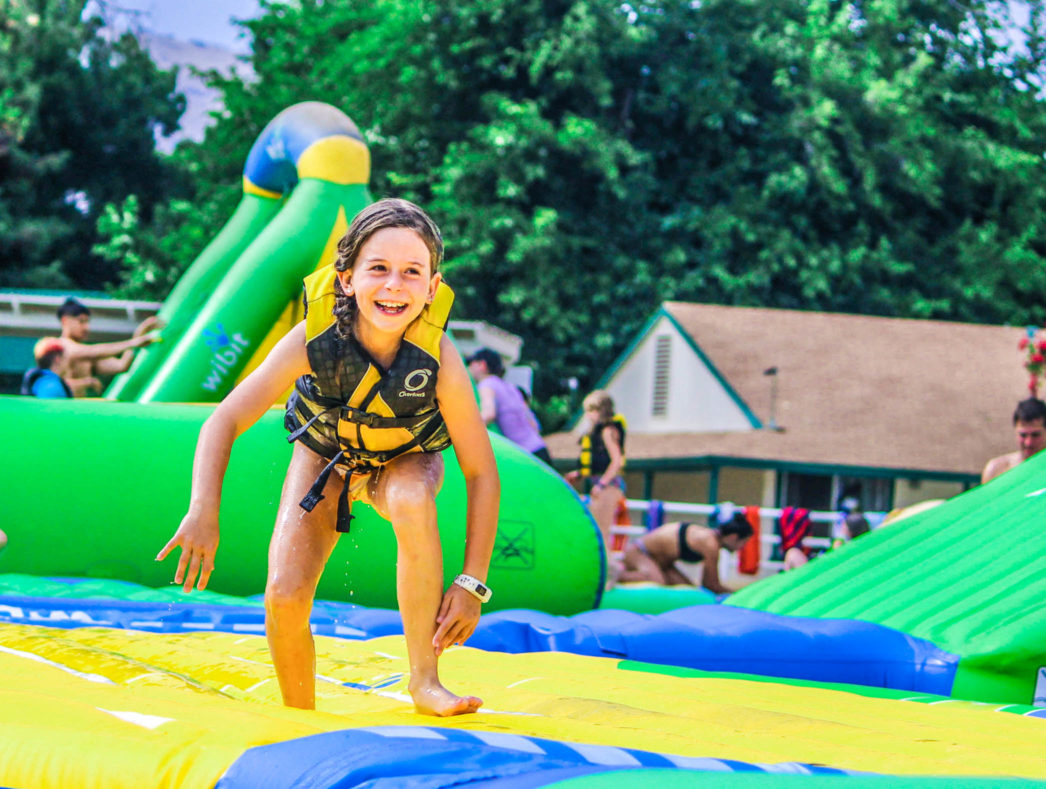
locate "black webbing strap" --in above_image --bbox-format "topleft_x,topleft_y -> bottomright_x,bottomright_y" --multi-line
298,449 -> 355,534
286,402 -> 335,444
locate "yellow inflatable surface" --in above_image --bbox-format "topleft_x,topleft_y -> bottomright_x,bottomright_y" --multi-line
2,623 -> 1045,788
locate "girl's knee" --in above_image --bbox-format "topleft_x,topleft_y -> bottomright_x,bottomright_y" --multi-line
378,462 -> 438,520
265,579 -> 314,619
386,481 -> 436,524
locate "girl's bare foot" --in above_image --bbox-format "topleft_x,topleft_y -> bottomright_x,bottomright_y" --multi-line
410,681 -> 482,716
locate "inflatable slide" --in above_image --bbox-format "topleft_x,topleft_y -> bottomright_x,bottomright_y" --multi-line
108,102 -> 372,404
730,447 -> 1046,707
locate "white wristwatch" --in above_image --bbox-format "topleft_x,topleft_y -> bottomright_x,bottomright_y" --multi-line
453,573 -> 492,603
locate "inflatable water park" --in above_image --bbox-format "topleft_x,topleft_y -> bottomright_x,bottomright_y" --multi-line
1,103 -> 1045,788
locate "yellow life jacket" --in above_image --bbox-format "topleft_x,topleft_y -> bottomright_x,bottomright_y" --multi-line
284,264 -> 454,531
579,413 -> 627,489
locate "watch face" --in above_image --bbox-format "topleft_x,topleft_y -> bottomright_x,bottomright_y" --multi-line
476,583 -> 489,597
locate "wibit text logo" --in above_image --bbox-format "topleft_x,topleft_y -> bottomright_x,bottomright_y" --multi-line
201,323 -> 251,392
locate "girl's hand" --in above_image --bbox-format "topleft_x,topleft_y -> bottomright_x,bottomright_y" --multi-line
433,584 -> 481,656
564,470 -> 580,483
156,510 -> 219,593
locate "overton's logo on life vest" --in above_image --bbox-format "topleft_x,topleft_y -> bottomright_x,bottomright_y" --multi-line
401,368 -> 431,396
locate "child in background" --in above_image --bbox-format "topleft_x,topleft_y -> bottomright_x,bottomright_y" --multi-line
566,390 -> 626,550
20,338 -> 74,398
157,198 -> 500,717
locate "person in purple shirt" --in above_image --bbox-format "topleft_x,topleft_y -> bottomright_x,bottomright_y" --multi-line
467,347 -> 552,465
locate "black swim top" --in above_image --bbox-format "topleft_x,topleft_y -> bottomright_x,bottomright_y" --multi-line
677,522 -> 705,564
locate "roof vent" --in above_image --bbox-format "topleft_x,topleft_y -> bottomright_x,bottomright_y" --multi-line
652,335 -> 671,417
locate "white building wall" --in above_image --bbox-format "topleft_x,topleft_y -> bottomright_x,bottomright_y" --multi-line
606,315 -> 754,434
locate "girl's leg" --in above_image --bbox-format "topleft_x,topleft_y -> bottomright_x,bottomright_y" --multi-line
618,540 -> 667,584
366,452 -> 481,716
265,442 -> 342,709
588,486 -> 623,549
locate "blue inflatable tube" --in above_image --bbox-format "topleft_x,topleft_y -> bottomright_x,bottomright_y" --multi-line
0,579 -> 958,696
215,726 -> 863,789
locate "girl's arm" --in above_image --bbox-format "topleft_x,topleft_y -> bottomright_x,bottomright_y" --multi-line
156,322 -> 310,592
432,336 -> 500,655
592,424 -> 624,490
696,534 -> 732,594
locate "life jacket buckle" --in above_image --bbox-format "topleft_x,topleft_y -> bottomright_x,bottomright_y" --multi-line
340,405 -> 381,428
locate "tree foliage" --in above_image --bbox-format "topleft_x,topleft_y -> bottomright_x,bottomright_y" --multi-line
107,1 -> 1046,428
0,0 -> 184,290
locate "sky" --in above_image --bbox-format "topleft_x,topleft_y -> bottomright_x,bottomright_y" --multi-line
86,1 -> 1037,56
85,0 -> 263,53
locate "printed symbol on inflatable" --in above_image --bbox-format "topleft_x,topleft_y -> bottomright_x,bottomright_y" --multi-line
203,324 -> 232,350
1036,667 -> 1046,706
491,521 -> 534,569
201,323 -> 251,392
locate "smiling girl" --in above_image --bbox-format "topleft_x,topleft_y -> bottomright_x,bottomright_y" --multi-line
157,199 -> 500,716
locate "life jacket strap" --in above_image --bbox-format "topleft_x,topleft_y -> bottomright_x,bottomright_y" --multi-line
339,404 -> 433,430
286,402 -> 335,444
298,449 -> 356,534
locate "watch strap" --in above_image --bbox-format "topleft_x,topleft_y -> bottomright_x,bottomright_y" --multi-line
453,573 -> 492,603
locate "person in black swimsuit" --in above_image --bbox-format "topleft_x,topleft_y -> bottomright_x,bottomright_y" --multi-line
619,511 -> 753,593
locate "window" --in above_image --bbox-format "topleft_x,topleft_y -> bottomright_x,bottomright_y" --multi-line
651,335 -> 671,416
780,471 -> 893,528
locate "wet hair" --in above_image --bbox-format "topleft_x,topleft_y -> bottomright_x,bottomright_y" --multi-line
583,390 -> 615,422
331,198 -> 443,339
56,297 -> 89,320
718,512 -> 754,541
1013,397 -> 1046,425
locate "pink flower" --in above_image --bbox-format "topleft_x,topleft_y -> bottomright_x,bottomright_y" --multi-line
1020,337 -> 1030,350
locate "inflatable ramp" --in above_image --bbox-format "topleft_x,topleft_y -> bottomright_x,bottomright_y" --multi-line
730,449 -> 1046,706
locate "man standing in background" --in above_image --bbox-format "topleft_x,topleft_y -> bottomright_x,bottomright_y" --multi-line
54,297 -> 161,396
981,398 -> 1046,483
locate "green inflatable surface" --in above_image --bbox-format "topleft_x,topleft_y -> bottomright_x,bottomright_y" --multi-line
599,583 -> 718,613
729,450 -> 1046,706
0,396 -> 603,614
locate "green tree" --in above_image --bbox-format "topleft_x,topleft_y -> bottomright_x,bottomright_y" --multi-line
0,0 -> 184,290
151,0 -> 1046,429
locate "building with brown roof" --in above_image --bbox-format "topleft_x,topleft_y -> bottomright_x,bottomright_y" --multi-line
547,302 -> 1032,516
